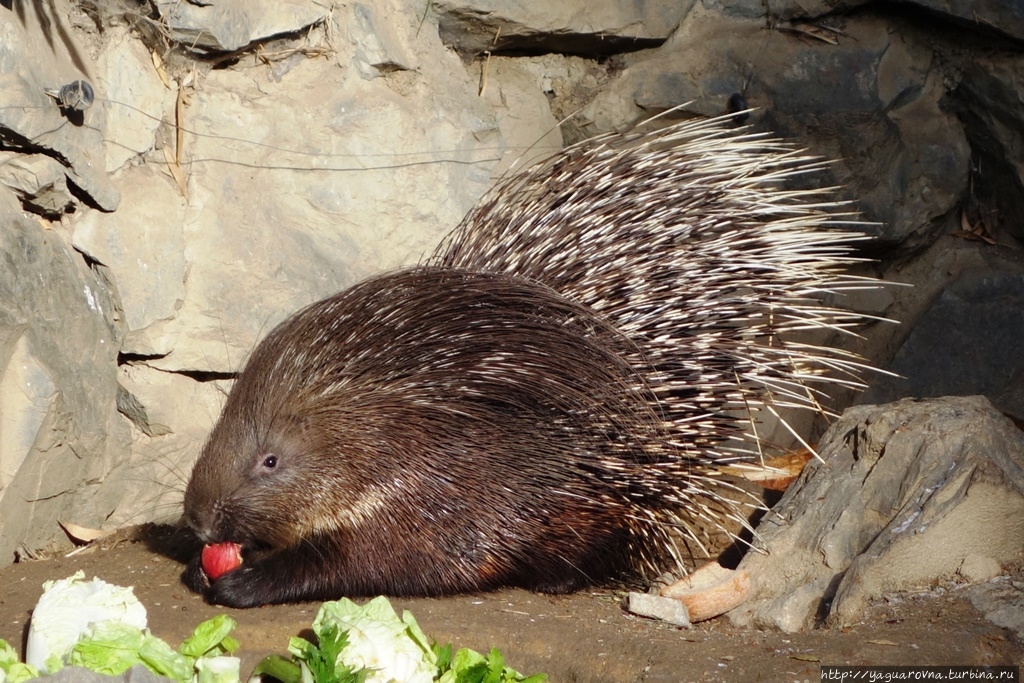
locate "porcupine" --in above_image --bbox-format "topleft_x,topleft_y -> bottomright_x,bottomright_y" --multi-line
182,113 -> 876,608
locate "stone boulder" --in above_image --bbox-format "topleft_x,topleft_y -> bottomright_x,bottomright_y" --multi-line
0,193 -> 130,560
433,0 -> 691,55
730,396 -> 1024,632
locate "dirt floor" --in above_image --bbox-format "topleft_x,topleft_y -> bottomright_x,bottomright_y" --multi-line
0,529 -> 1020,683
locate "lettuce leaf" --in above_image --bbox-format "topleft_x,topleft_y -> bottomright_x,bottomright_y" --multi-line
139,632 -> 193,682
194,656 -> 241,683
67,614 -> 240,683
180,615 -> 239,659
68,621 -> 145,676
0,640 -> 40,683
312,597 -> 437,683
25,571 -> 147,674
435,646 -> 547,683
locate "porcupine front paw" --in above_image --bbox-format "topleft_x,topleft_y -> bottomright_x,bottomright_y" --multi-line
201,550 -> 332,608
181,549 -> 277,608
182,553 -> 210,593
203,563 -> 284,608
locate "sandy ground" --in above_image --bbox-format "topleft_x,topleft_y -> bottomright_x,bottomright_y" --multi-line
0,529 -> 1020,683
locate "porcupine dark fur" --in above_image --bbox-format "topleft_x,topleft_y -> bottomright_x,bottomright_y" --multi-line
182,113 -> 877,608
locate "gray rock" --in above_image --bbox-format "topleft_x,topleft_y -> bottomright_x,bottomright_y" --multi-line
433,0 -> 692,55
0,8 -> 119,212
863,271 -> 1024,423
901,0 -> 1024,43
626,592 -> 691,628
700,0 -> 871,20
704,0 -> 1024,43
0,192 -> 130,561
581,9 -> 970,244
949,55 -> 1024,243
730,396 -> 1024,632
155,0 -> 331,53
965,581 -> 1024,641
0,153 -> 75,217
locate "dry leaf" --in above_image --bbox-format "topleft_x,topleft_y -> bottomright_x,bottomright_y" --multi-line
163,145 -> 188,198
175,86 -> 187,167
954,209 -> 997,245
151,50 -> 170,89
59,520 -> 112,544
478,51 -> 492,98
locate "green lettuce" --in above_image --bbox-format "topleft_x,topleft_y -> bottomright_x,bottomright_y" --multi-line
69,621 -> 145,676
194,656 -> 243,683
67,614 -> 239,683
257,597 -> 546,683
180,615 -> 240,660
313,597 -> 437,683
434,645 -> 545,683
28,574 -> 544,683
25,571 -> 148,674
0,640 -> 40,683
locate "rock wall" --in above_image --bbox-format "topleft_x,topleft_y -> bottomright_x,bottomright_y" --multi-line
1,0 -> 1022,563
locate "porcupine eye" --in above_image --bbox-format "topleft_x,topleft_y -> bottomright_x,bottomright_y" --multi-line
250,452 -> 279,480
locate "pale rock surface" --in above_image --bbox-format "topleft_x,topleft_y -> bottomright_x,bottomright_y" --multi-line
473,57 -> 564,175
626,592 -> 691,628
93,25 -> 177,173
0,153 -> 74,217
0,335 -> 56,490
958,555 -> 1002,584
155,0 -> 331,54
93,364 -> 229,529
348,2 -> 418,79
0,4 -> 118,211
72,165 -> 187,357
97,6 -> 504,375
